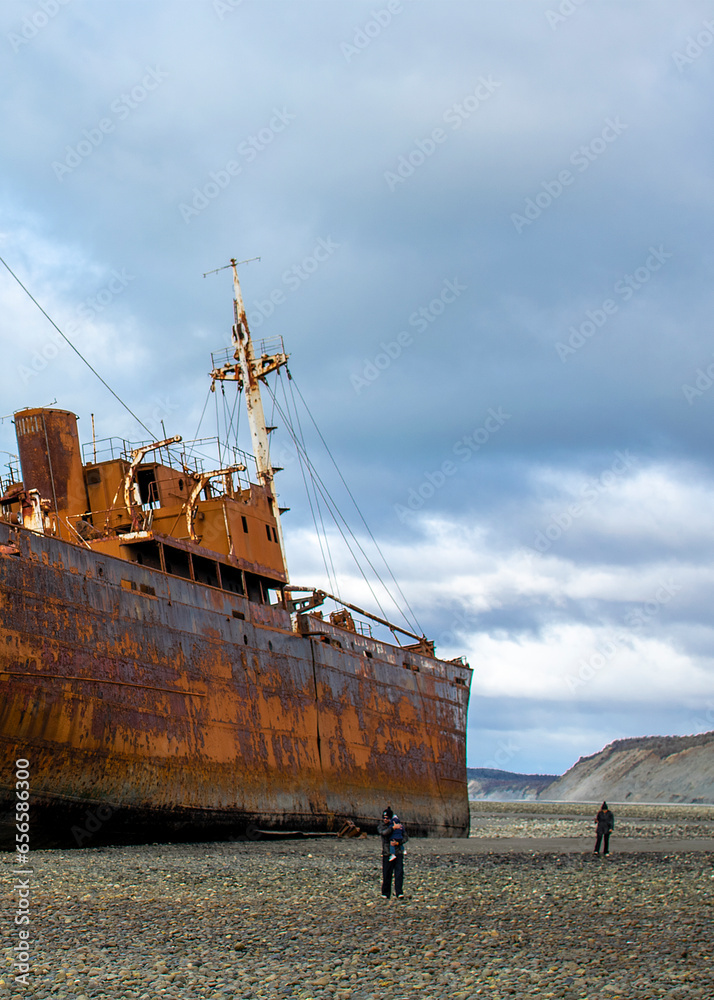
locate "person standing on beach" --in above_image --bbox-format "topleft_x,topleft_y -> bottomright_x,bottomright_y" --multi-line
378,807 -> 407,898
593,801 -> 615,855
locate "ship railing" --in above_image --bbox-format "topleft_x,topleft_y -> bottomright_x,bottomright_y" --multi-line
82,436 -> 134,464
120,437 -> 186,470
256,335 -> 286,359
0,472 -> 21,495
67,507 -> 154,535
63,515 -> 92,548
83,435 -> 186,469
210,346 -> 233,370
354,620 -> 373,638
81,435 -> 258,487
180,438 -> 258,489
0,453 -> 20,490
211,336 -> 285,371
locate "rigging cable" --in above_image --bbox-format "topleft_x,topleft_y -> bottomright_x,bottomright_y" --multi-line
0,255 -> 154,439
234,382 -> 242,450
276,370 -> 339,596
225,381 -> 244,486
215,381 -> 223,468
280,370 -> 340,598
289,374 -> 423,637
268,371 -> 278,428
189,383 -> 213,455
264,382 -> 405,641
221,381 -> 241,462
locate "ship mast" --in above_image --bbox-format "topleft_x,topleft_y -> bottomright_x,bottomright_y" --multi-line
211,259 -> 290,578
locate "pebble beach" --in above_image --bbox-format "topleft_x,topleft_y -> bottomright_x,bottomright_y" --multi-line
2,803 -> 713,1000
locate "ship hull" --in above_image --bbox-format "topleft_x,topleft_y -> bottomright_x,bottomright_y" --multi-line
0,521 -> 471,848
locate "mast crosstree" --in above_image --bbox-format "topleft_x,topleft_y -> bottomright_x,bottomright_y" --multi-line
209,259 -> 290,578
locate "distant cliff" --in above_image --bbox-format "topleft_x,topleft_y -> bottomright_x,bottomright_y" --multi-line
467,768 -> 558,801
540,731 -> 714,804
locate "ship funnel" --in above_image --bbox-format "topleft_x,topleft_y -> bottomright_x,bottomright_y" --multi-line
14,408 -> 88,537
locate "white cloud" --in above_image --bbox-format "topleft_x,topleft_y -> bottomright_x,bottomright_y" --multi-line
0,212 -> 158,446
284,458 -> 714,725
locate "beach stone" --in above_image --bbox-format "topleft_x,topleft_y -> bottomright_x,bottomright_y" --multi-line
2,815 -> 712,1000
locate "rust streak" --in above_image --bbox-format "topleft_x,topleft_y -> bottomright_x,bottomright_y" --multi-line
0,671 -> 207,697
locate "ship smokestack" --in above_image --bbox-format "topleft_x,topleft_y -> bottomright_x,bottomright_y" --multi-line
14,407 -> 88,538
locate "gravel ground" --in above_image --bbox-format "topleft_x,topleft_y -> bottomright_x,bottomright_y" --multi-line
2,806 -> 713,1000
469,801 -> 714,841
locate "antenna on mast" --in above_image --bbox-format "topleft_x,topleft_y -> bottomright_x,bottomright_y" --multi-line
203,256 -> 260,278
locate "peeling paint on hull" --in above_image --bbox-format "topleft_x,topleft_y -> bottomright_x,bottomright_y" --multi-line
0,521 -> 471,848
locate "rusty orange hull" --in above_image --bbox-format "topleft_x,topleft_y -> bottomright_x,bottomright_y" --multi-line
0,521 -> 471,848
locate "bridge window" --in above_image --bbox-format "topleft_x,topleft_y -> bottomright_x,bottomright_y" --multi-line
164,546 -> 191,580
128,541 -> 162,571
221,564 -> 245,595
193,554 -> 219,588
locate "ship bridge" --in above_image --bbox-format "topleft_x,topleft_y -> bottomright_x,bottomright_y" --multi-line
0,407 -> 288,608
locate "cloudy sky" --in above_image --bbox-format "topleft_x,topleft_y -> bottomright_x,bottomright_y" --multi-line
2,0 -> 714,775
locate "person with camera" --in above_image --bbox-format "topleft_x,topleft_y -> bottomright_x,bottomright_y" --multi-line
378,806 -> 407,899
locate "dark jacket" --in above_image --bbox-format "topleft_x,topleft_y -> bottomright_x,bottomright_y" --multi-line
596,809 -> 614,834
378,817 -> 408,857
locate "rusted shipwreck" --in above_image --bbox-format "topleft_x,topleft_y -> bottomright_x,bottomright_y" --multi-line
0,262 -> 471,848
